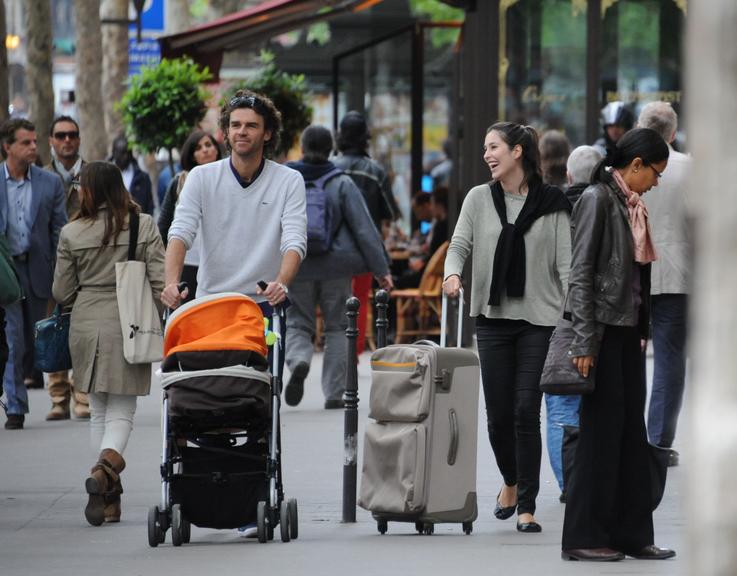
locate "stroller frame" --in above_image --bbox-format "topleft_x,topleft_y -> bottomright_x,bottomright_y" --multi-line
148,303 -> 298,546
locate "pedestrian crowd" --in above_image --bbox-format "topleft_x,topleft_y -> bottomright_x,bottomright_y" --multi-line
0,91 -> 688,561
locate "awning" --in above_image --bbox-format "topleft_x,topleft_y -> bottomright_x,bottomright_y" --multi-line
158,0 -> 382,79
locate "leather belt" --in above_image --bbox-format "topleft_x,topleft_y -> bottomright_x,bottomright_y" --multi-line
12,253 -> 28,263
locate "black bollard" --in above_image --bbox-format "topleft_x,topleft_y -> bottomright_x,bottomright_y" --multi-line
342,296 -> 360,523
374,289 -> 389,349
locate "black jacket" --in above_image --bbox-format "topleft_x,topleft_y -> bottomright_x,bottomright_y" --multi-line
566,178 -> 650,356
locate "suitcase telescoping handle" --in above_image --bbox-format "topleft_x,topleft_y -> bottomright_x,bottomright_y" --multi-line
440,288 -> 464,348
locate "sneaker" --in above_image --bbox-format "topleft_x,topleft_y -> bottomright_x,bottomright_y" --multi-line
285,362 -> 309,407
237,523 -> 258,538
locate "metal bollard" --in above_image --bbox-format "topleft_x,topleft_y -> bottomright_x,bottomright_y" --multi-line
342,296 -> 360,522
374,289 -> 389,349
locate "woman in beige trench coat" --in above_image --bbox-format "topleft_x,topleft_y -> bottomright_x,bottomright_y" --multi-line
53,161 -> 165,526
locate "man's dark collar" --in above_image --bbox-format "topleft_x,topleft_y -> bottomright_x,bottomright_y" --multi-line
229,156 -> 266,188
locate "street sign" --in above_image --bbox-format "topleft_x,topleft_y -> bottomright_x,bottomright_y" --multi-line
128,0 -> 165,76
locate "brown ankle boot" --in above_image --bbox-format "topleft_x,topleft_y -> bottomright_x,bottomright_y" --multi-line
103,476 -> 123,523
84,449 -> 126,526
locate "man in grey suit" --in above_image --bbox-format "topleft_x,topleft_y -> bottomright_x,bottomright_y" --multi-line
638,102 -> 692,466
0,119 -> 67,429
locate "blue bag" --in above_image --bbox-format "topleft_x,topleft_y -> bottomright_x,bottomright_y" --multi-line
305,168 -> 341,255
34,305 -> 72,372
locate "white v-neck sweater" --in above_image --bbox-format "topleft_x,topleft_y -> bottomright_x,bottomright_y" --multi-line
168,158 -> 307,299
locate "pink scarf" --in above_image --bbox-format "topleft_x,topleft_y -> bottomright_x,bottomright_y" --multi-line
610,168 -> 658,264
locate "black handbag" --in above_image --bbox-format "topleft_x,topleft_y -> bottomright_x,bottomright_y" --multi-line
34,305 -> 72,372
540,316 -> 596,395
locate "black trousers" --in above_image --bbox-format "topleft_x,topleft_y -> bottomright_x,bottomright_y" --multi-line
476,318 -> 552,515
562,325 -> 654,552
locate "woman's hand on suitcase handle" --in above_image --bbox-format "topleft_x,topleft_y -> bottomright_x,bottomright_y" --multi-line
573,355 -> 595,378
161,282 -> 189,309
442,274 -> 462,298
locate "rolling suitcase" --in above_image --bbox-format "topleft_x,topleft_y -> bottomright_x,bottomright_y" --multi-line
359,290 -> 480,535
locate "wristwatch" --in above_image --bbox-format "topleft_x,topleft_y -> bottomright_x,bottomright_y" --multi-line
277,282 -> 289,295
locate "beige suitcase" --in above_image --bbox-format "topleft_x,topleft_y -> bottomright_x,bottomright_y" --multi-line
359,291 -> 480,534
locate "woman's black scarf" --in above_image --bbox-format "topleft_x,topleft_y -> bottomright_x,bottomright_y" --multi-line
488,180 -> 571,306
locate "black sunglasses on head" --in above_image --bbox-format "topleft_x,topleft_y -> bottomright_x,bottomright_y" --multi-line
229,95 -> 263,109
53,131 -> 79,141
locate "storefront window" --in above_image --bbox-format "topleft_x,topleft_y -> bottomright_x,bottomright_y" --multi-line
600,0 -> 684,139
501,0 -> 588,144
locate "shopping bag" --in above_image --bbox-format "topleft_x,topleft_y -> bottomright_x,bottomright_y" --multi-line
116,210 -> 163,364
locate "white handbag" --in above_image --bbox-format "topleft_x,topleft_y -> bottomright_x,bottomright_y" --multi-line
116,210 -> 163,364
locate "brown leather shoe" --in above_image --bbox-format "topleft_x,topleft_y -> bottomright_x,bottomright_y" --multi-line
562,548 -> 625,562
629,545 -> 676,560
46,403 -> 71,421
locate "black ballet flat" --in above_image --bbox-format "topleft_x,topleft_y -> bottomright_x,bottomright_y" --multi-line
516,521 -> 542,533
493,490 -> 517,520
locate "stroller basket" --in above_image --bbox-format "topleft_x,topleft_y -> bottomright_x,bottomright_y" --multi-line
171,442 -> 268,529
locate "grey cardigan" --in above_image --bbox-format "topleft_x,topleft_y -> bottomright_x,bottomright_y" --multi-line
444,184 -> 571,326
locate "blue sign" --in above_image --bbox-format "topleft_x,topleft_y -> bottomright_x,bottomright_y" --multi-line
130,0 -> 165,33
129,36 -> 161,76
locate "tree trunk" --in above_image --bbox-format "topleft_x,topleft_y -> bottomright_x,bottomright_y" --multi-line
101,0 -> 128,152
0,2 -> 9,123
687,2 -> 737,575
73,0 -> 107,161
166,0 -> 191,33
24,0 -> 54,164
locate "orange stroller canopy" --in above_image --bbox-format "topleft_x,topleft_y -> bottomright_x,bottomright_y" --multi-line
164,293 -> 267,358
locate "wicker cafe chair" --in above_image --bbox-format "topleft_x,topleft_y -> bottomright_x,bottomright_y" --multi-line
391,241 -> 449,344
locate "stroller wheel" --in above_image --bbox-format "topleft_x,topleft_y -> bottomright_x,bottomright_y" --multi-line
279,500 -> 290,543
147,506 -> 164,547
171,504 -> 184,547
256,501 -> 268,544
287,498 -> 298,540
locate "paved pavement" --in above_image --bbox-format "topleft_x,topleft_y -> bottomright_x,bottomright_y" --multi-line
0,351 -> 685,576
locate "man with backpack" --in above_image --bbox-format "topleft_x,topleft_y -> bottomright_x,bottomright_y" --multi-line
285,125 -> 392,409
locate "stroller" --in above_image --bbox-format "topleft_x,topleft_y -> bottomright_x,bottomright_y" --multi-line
147,292 -> 298,546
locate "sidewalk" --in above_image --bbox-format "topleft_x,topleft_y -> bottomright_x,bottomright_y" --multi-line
0,351 -> 685,576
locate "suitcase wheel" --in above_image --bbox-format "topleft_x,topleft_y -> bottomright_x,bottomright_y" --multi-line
462,521 -> 473,535
377,519 -> 388,535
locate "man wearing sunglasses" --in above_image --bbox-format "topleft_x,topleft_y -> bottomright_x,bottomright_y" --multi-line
0,118 -> 67,429
42,115 -> 90,421
163,90 -> 306,311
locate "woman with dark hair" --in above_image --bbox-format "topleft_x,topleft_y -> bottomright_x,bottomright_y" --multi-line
443,122 -> 571,533
561,128 -> 675,562
158,131 -> 222,301
52,161 -> 165,526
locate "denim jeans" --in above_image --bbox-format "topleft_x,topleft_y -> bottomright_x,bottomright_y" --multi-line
2,261 -> 46,415
544,394 -> 580,492
475,317 -> 552,516
647,294 -> 688,448
285,277 -> 351,401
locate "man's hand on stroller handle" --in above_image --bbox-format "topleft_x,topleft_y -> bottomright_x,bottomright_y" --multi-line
257,280 -> 288,306
161,282 -> 189,309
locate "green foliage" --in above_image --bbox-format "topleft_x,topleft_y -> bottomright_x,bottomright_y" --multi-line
410,0 -> 464,21
409,0 -> 464,48
119,58 -> 212,157
227,50 -> 313,157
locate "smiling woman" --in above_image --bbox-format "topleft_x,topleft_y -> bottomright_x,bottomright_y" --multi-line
443,121 -> 571,535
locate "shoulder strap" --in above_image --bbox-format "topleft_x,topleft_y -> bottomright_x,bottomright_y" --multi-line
127,209 -> 139,261
311,168 -> 343,187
